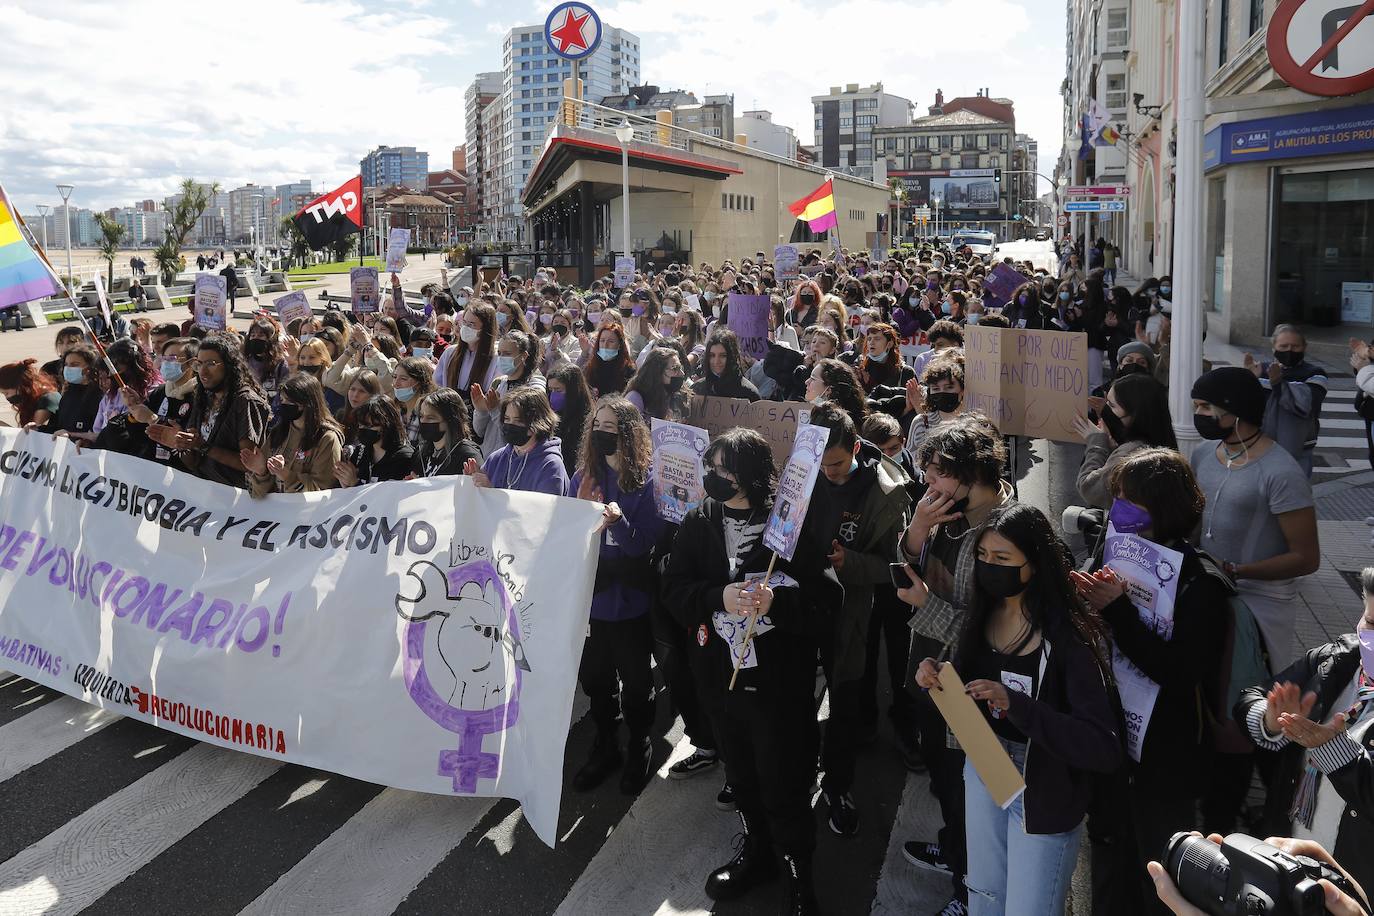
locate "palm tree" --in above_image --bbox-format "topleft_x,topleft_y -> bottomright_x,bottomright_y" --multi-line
279,217 -> 311,268
154,178 -> 221,284
93,214 -> 127,289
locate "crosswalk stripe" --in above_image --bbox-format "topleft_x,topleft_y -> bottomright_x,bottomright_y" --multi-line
0,696 -> 119,783
0,679 -> 61,728
0,743 -> 279,916
238,790 -> 500,916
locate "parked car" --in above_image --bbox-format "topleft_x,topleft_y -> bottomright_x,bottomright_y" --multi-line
951,230 -> 997,262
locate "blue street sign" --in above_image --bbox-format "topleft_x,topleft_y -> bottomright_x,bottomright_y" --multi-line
1064,200 -> 1126,212
545,3 -> 603,62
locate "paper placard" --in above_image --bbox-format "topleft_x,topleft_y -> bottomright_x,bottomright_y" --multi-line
614,257 -> 635,289
350,267 -> 380,313
687,396 -> 811,468
274,291 -> 313,325
774,245 -> 800,281
93,274 -> 115,329
385,228 -> 410,273
650,418 -> 709,523
726,293 -> 771,361
983,262 -> 1029,308
928,662 -> 1026,809
963,326 -> 1089,442
763,423 -> 827,561
194,274 -> 228,330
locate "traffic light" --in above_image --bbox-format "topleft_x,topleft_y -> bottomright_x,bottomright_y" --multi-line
994,168 -> 1002,183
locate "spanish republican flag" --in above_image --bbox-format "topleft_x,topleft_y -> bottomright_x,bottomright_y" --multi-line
788,178 -> 838,233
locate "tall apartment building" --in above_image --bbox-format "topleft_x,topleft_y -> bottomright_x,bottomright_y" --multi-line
274,180 -> 313,221
735,110 -> 800,159
359,146 -> 430,190
483,22 -> 640,242
465,71 -> 503,238
228,184 -> 270,242
675,94 -> 734,140
811,82 -> 913,181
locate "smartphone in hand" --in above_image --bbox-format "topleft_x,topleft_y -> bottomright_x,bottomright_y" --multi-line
889,562 -> 914,590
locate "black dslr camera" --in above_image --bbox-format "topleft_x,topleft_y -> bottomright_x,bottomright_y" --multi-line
1164,833 -> 1369,915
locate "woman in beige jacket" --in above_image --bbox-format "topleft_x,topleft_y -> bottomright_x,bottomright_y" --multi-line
241,373 -> 344,498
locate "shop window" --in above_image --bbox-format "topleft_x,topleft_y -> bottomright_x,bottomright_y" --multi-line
1273,168 -> 1374,327
1205,178 -> 1227,313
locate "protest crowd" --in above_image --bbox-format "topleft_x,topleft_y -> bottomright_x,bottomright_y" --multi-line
4,239 -> 1373,916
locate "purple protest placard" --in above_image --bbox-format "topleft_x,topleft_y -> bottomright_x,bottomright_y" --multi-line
763,422 -> 828,561
983,262 -> 1028,308
650,418 -> 709,523
726,293 -> 771,361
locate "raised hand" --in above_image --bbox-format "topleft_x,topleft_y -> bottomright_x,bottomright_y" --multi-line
464,457 -> 491,487
1263,681 -> 1317,736
239,445 -> 268,476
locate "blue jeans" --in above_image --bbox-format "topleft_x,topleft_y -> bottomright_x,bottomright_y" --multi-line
963,741 -> 1082,916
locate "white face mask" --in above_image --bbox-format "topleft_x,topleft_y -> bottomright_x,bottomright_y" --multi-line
459,325 -> 480,344
456,296 -> 469,307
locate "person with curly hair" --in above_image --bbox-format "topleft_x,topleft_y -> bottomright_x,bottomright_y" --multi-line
565,396 -> 666,795
803,357 -> 868,425
415,388 -> 482,478
0,359 -> 59,428
147,333 -> 270,488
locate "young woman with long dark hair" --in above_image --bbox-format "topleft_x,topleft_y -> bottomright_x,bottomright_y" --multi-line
913,504 -> 1122,916
335,369 -> 381,446
583,322 -> 635,397
471,328 -> 546,456
415,388 -> 482,478
693,328 -> 759,401
242,373 -> 344,497
436,301 -> 499,402
626,345 -> 688,422
390,355 -> 438,452
547,363 -> 592,475
244,317 -> 290,411
332,395 -> 417,486
1072,372 -> 1178,509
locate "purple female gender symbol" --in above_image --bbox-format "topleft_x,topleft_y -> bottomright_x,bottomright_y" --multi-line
396,559 -> 528,794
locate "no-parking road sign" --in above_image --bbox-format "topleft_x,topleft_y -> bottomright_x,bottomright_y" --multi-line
1267,0 -> 1374,96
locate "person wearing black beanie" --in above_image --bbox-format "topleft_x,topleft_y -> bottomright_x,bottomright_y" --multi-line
1189,365 -> 1321,835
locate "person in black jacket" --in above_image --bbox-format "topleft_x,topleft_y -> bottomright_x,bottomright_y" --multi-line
693,328 -> 760,401
1072,448 -> 1228,916
913,504 -> 1123,916
662,428 -> 840,916
42,344 -> 104,437
416,388 -> 481,478
332,395 -> 417,485
1232,566 -> 1374,896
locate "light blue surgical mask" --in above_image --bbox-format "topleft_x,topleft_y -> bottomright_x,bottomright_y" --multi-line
967,313 -> 980,325
941,301 -> 952,316
395,385 -> 415,402
494,355 -> 516,376
63,366 -> 85,384
848,457 -> 859,476
496,312 -> 509,328
161,360 -> 183,382
1059,291 -> 1071,302
598,346 -> 620,361
868,348 -> 889,363
411,347 -> 432,360
300,333 -> 315,344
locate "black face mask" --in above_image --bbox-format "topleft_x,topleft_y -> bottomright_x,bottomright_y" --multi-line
276,403 -> 302,423
245,338 -> 268,358
1193,413 -> 1230,441
703,470 -> 738,502
552,325 -> 569,336
1273,349 -> 1303,368
1115,362 -> 1147,380
418,421 -> 445,443
503,422 -> 531,447
975,559 -> 1028,599
799,293 -> 817,306
926,391 -> 960,414
357,427 -> 382,447
1100,405 -> 1128,442
591,429 -> 619,456
665,375 -> 684,394
300,364 -> 324,377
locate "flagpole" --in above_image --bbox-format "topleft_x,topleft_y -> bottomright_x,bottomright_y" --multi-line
10,195 -> 126,388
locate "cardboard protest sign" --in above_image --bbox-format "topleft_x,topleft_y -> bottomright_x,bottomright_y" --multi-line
774,244 -> 800,281
385,228 -> 410,273
982,262 -> 1028,308
274,291 -> 313,325
349,267 -> 380,313
194,274 -> 228,330
650,419 -> 710,523
93,274 -> 115,330
0,427 -> 602,847
1104,525 -> 1183,762
613,257 -> 635,289
687,396 -> 812,468
963,325 -> 1088,442
726,293 -> 771,361
764,423 -> 828,560
929,662 -> 1026,808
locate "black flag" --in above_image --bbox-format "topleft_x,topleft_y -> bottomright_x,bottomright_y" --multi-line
292,176 -> 364,250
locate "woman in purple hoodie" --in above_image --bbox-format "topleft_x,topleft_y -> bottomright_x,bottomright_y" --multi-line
565,395 -> 665,795
464,387 -> 567,496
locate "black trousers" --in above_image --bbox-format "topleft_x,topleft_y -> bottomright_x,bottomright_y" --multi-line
579,614 -> 655,740
858,584 -> 917,729
910,633 -> 966,896
716,685 -> 819,858
820,673 -> 862,794
650,601 -> 716,752
1088,776 -> 1197,916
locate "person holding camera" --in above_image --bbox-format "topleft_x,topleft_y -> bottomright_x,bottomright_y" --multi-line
1231,566 -> 1374,896
913,504 -> 1123,916
1072,449 -> 1229,914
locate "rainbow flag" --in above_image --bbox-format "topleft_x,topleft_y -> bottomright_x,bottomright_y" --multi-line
788,178 -> 838,233
0,183 -> 62,310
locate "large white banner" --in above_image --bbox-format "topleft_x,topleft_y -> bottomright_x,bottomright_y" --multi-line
0,428 -> 601,845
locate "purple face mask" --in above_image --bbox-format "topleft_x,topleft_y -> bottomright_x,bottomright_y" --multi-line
1109,498 -> 1152,534
1360,628 -> 1374,680
631,305 -> 645,317
548,389 -> 566,413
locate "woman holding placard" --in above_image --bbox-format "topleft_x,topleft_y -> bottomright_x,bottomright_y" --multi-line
1070,448 -> 1228,916
912,503 -> 1122,916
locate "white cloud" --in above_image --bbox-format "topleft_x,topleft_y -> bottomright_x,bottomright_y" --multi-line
0,0 -> 1067,213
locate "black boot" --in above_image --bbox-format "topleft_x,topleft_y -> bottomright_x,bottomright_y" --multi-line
778,852 -> 820,916
572,730 -> 622,792
705,810 -> 778,901
619,734 -> 653,795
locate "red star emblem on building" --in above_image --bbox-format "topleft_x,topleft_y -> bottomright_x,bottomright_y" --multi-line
549,7 -> 592,55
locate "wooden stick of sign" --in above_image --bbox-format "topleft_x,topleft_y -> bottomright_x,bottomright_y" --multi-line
728,550 -> 779,691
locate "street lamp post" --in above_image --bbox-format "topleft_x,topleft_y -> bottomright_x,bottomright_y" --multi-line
35,204 -> 49,250
615,123 -> 634,266
56,184 -> 74,295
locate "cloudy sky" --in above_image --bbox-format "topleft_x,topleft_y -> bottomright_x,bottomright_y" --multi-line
1,0 -> 1067,214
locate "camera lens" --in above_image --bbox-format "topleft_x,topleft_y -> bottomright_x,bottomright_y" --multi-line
1164,833 -> 1230,914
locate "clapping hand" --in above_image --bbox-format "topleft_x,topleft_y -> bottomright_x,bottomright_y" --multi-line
1267,359 -> 1284,386
1070,567 -> 1127,612
463,457 -> 491,487
267,454 -> 288,481
469,382 -> 500,411
1071,410 -> 1107,443
333,459 -> 359,488
239,446 -> 268,476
